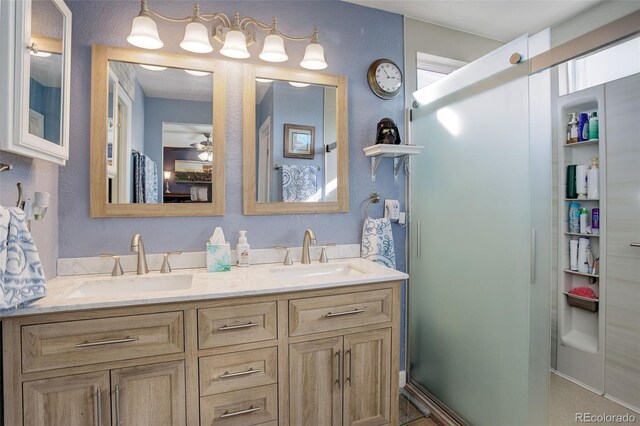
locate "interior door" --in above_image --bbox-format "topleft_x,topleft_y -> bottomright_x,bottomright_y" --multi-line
289,337 -> 343,426
343,329 -> 391,426
604,71 -> 640,410
111,360 -> 186,426
23,371 -> 111,426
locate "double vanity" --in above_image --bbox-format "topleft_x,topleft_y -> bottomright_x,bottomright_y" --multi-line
2,257 -> 406,426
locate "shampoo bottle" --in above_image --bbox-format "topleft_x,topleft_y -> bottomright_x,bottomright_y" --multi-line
587,157 -> 599,199
589,112 -> 599,140
237,230 -> 251,267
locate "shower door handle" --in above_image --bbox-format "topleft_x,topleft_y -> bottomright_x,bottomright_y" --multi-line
416,220 -> 421,259
630,243 -> 640,247
530,228 -> 536,284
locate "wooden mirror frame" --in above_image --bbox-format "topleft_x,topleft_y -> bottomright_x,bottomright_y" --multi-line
90,44 -> 226,217
242,64 -> 349,215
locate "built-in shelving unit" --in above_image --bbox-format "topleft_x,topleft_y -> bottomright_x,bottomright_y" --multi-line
556,85 -> 606,392
363,144 -> 423,182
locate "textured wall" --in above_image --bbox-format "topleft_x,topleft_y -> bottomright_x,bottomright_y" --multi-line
0,152 -> 59,279
60,0 -> 406,271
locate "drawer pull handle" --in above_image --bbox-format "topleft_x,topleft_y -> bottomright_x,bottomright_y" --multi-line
220,367 -> 261,379
325,308 -> 365,318
218,322 -> 259,331
75,336 -> 137,348
631,243 -> 640,247
220,405 -> 261,418
114,385 -> 121,426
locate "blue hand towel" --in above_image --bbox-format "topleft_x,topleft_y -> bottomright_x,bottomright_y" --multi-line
361,217 -> 396,269
0,206 -> 47,313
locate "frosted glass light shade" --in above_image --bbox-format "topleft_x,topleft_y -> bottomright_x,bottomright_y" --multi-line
180,21 -> 213,53
220,30 -> 250,59
140,64 -> 166,71
289,82 -> 310,87
127,15 -> 163,49
184,69 -> 210,77
198,151 -> 212,162
300,42 -> 327,70
259,34 -> 288,62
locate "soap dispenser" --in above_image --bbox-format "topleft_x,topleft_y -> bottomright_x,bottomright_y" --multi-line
237,230 -> 251,267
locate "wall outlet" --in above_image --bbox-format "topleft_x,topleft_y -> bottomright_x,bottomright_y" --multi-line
399,212 -> 406,225
384,199 -> 400,222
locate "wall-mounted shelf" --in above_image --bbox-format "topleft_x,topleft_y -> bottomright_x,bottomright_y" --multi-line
563,269 -> 600,279
563,139 -> 599,148
565,232 -> 599,238
363,144 -> 423,182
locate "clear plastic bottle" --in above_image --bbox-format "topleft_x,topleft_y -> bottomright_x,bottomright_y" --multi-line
568,113 -> 579,144
236,230 -> 251,267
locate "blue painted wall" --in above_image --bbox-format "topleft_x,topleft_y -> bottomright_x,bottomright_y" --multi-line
29,78 -> 61,144
60,0 -> 406,367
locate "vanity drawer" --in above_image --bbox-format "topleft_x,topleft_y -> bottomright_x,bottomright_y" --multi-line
199,347 -> 278,396
289,289 -> 392,337
22,312 -> 184,373
200,384 -> 277,426
198,302 -> 277,349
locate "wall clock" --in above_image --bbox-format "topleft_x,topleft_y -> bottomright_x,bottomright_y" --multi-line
367,59 -> 403,99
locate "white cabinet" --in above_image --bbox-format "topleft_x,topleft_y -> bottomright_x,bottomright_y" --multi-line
0,0 -> 71,165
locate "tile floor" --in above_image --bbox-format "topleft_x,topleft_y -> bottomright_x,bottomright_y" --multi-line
400,393 -> 440,425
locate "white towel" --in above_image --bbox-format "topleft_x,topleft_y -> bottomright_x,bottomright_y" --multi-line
361,217 -> 396,269
0,206 -> 47,313
282,165 -> 319,202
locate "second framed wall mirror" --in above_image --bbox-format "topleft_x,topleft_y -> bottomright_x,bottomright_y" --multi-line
243,64 -> 349,215
90,45 -> 226,217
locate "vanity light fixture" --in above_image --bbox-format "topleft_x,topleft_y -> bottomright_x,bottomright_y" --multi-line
127,0 -> 328,70
184,69 -> 210,77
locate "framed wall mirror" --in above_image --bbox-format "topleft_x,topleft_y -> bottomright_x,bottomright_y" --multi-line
243,64 -> 348,215
90,45 -> 226,217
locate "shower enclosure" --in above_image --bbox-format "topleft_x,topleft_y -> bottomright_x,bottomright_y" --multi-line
406,33 -> 553,425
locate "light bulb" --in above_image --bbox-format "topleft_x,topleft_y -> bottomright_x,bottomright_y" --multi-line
300,41 -> 327,70
184,69 -> 210,77
180,21 -> 213,53
259,34 -> 288,62
220,29 -> 250,59
127,15 -> 163,49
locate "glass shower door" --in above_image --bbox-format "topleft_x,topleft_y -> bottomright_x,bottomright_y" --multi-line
408,35 -> 547,425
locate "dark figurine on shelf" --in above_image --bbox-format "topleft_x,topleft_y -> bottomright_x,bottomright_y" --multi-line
376,117 -> 401,145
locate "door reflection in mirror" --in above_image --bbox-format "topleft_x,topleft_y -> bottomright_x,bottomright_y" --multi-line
255,80 -> 337,203
106,61 -> 214,204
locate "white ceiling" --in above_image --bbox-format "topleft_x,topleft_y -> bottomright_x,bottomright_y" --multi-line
344,0 -> 603,42
162,123 -> 212,148
135,66 -> 213,102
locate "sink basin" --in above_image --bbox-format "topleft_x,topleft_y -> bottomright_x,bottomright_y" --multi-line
269,263 -> 367,281
63,274 -> 193,299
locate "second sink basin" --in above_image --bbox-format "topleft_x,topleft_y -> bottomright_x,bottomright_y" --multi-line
269,263 -> 367,281
64,274 -> 193,299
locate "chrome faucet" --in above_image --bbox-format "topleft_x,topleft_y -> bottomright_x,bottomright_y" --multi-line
301,229 -> 317,264
130,234 -> 149,275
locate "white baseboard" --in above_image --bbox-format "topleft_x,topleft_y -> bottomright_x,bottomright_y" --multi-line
399,370 -> 406,388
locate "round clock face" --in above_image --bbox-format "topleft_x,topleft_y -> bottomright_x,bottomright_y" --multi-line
368,59 -> 403,99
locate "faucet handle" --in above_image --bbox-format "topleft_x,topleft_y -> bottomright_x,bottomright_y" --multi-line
161,251 -> 182,274
274,246 -> 293,266
100,254 -> 124,276
319,243 -> 336,263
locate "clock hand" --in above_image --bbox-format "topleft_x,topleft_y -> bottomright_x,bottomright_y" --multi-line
383,69 -> 390,78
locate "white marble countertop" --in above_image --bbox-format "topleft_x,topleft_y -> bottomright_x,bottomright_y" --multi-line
2,258 -> 408,317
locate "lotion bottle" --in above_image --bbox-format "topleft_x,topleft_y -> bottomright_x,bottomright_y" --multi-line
587,157 -> 599,199
236,230 -> 251,267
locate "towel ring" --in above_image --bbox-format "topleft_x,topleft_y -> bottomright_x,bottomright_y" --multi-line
364,192 -> 380,218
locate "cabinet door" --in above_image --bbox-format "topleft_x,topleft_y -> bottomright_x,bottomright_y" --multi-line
23,371 -> 111,426
289,337 -> 343,426
343,329 -> 391,426
111,360 -> 186,426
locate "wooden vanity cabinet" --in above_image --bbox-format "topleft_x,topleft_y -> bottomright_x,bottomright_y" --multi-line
3,281 -> 401,426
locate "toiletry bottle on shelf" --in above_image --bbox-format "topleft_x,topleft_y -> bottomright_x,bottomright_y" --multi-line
569,202 -> 581,233
568,113 -> 579,144
237,230 -> 251,267
566,165 -> 577,199
578,237 -> 591,274
579,208 -> 589,234
570,239 -> 579,271
587,157 -> 599,199
589,112 -> 598,140
592,208 -> 600,236
576,165 -> 588,199
579,113 -> 589,142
